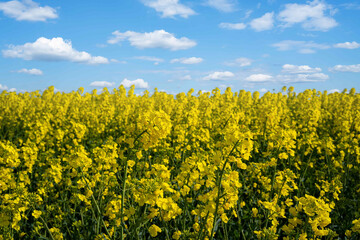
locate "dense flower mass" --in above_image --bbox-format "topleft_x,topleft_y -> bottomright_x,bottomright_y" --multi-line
0,86 -> 360,239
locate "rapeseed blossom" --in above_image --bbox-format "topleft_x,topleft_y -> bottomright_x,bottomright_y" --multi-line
0,86 -> 359,239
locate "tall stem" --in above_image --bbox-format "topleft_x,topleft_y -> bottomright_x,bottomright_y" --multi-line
210,140 -> 240,240
39,215 -> 55,240
120,161 -> 128,240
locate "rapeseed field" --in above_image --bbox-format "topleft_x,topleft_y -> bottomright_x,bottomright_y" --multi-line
0,86 -> 359,239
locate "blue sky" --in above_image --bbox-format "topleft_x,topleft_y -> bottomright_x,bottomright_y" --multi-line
0,0 -> 359,94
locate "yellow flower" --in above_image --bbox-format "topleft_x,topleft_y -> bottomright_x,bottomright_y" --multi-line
193,223 -> 200,232
299,232 -> 307,240
172,230 -> 181,239
32,210 -> 42,219
220,213 -> 229,223
252,208 -> 258,217
285,198 -> 293,207
128,160 -> 136,167
136,151 -> 142,160
148,224 -> 162,237
345,230 -> 352,237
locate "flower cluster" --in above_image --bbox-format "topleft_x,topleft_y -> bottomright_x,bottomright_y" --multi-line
0,86 -> 359,239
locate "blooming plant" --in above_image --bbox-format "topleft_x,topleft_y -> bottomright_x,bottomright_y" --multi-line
0,86 -> 359,239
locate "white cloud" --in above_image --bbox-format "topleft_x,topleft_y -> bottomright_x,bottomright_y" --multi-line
108,30 -> 196,51
272,40 -> 330,53
121,78 -> 149,89
218,84 -> 232,90
113,59 -> 128,64
110,59 -> 127,64
333,41 -> 360,49
259,88 -> 268,93
329,64 -> 360,72
282,64 -> 322,73
141,0 -> 195,18
298,48 -> 316,54
134,56 -> 164,65
0,84 -> 16,92
206,0 -> 237,12
250,12 -> 274,31
278,0 -> 338,31
301,16 -> 338,31
3,37 -> 109,64
225,57 -> 253,67
180,75 -> 192,80
244,10 -> 252,19
0,84 -> 7,91
328,89 -> 340,93
0,0 -> 57,21
341,3 -> 360,10
277,73 -> 329,83
170,57 -> 203,64
219,22 -> 246,30
203,71 -> 234,80
245,74 -> 273,82
17,68 -> 43,75
134,56 -> 164,62
90,81 -> 115,87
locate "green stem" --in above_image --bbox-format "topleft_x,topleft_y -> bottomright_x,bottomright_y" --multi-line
120,161 -> 128,240
80,169 -> 112,238
39,215 -> 55,240
210,140 -> 240,240
159,210 -> 170,240
197,211 -> 210,240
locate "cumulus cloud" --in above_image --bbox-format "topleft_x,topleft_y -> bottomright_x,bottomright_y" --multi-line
121,78 -> 149,89
219,22 -> 246,30
278,0 -> 338,31
141,0 -> 195,18
0,0 -> 57,21
250,12 -> 274,31
17,68 -> 43,75
279,64 -> 328,83
277,73 -> 329,83
245,74 -> 273,82
2,37 -> 109,64
225,57 -> 253,67
282,64 -> 322,73
108,30 -> 196,51
90,81 -> 115,87
333,41 -> 360,49
0,84 -> 16,92
329,64 -> 360,72
205,0 -> 237,12
203,71 -> 234,80
170,57 -> 203,64
272,40 -> 330,53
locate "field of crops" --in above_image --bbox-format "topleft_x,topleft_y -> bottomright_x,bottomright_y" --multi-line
0,86 -> 360,239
